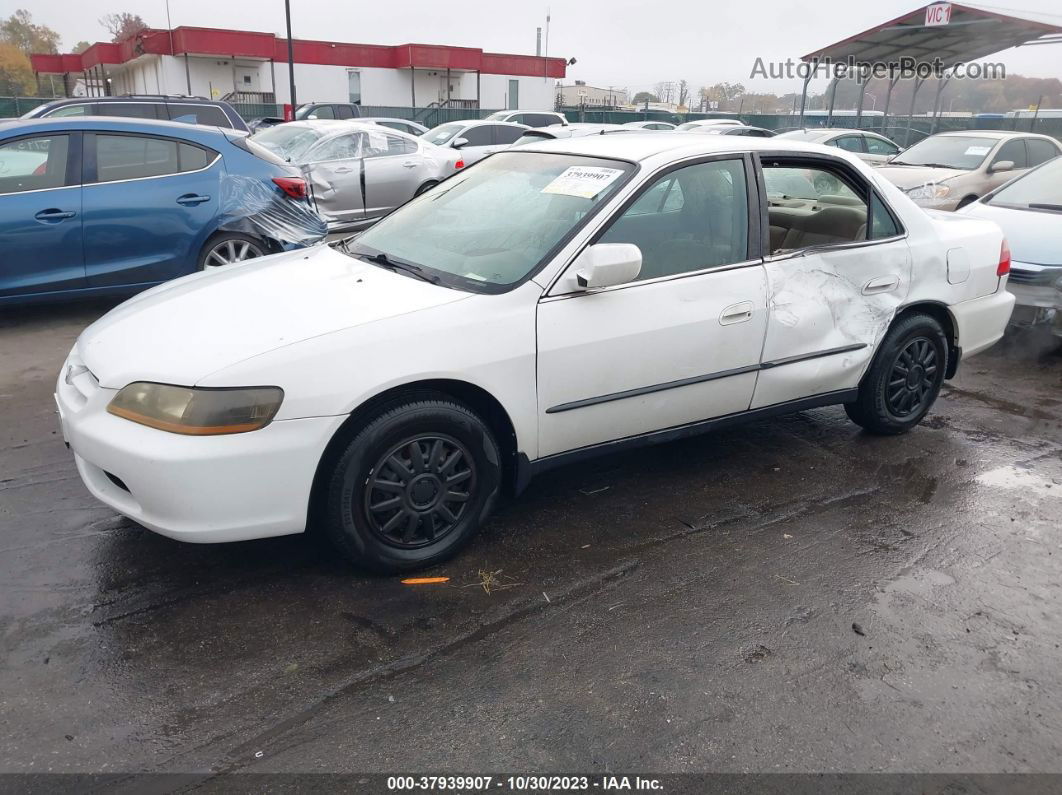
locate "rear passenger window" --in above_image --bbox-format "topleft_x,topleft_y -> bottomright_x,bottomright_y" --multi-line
101,103 -> 159,119
869,194 -> 900,239
1026,138 -> 1060,167
364,133 -> 417,158
94,135 -> 179,182
492,125 -> 525,145
335,105 -> 355,119
762,163 -> 868,253
178,143 -> 213,172
168,104 -> 230,128
598,159 -> 748,280
0,135 -> 70,194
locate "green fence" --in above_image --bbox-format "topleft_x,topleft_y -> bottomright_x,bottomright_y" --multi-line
5,96 -> 1061,144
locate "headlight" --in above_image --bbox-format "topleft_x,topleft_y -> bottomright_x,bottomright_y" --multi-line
907,183 -> 951,201
107,382 -> 284,435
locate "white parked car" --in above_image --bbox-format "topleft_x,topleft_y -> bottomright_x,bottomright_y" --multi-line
57,134 -> 1015,572
776,128 -> 902,164
421,120 -> 528,165
484,110 -> 568,128
674,119 -> 745,131
623,120 -> 676,130
958,155 -> 1062,336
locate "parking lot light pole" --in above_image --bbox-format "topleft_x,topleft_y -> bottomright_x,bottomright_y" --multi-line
285,0 -> 297,113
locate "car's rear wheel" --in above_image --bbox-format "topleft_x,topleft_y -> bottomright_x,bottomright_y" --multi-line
414,181 -> 438,197
323,398 -> 501,573
845,313 -> 948,435
197,233 -> 267,271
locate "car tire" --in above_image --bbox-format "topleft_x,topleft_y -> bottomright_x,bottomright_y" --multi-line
414,181 -> 438,197
323,398 -> 502,573
956,195 -> 978,209
197,233 -> 267,271
844,313 -> 948,435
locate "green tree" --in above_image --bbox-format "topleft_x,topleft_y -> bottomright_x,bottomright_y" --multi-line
0,9 -> 60,54
100,12 -> 148,43
632,91 -> 659,105
0,43 -> 36,94
72,40 -> 92,54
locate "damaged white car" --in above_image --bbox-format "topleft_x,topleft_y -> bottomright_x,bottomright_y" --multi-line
57,135 -> 1015,572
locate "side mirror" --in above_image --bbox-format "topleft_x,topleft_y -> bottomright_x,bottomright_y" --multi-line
990,160 -> 1014,174
452,137 -> 469,149
573,243 -> 642,290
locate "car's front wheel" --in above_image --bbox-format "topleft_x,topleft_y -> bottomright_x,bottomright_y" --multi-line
197,233 -> 267,270
323,398 -> 502,573
845,313 -> 948,435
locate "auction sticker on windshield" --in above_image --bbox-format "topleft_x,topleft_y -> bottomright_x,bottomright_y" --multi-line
965,146 -> 992,156
542,166 -> 625,199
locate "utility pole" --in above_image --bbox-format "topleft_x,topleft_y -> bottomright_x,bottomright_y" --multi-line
284,0 -> 297,113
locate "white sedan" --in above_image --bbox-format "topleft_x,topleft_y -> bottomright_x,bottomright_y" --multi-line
57,135 -> 1015,572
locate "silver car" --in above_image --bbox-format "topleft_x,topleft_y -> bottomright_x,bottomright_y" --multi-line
484,110 -> 568,128
421,120 -> 529,166
512,123 -> 632,146
360,117 -> 429,136
777,128 -> 902,165
252,120 -> 461,231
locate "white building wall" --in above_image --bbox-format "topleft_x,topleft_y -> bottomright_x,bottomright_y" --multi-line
106,55 -> 556,110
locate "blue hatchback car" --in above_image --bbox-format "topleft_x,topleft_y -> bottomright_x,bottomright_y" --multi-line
0,117 -> 325,305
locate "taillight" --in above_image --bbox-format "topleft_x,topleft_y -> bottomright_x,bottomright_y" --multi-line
997,239 -> 1011,277
272,176 -> 307,200
454,159 -> 465,170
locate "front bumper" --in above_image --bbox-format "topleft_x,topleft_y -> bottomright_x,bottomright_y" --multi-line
56,349 -> 346,543
1007,263 -> 1062,336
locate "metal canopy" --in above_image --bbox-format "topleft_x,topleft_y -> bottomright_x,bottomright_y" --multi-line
802,3 -> 1062,69
794,3 -> 1062,140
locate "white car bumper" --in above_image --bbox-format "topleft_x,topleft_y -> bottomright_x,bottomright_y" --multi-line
56,349 -> 345,543
949,287 -> 1016,358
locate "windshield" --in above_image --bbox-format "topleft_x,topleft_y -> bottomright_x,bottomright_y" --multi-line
422,123 -> 464,146
345,151 -> 635,292
252,125 -> 324,161
890,136 -> 997,169
986,156 -> 1062,211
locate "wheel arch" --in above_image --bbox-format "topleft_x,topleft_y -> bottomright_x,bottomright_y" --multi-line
305,378 -> 521,531
893,301 -> 960,378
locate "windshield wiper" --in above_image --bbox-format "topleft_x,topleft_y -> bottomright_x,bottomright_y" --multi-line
1029,202 -> 1062,212
355,250 -> 440,284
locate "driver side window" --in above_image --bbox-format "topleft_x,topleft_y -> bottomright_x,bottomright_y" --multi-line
598,159 -> 749,281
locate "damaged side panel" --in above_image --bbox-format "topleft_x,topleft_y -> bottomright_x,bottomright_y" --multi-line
751,239 -> 912,409
217,173 -> 326,249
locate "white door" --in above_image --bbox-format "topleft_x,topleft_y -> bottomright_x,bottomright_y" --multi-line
752,156 -> 912,409
537,157 -> 768,457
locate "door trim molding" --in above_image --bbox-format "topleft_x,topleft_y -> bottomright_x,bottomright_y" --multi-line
544,343 -> 867,414
520,387 -> 860,492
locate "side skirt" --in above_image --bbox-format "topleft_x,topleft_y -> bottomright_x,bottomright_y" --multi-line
514,388 -> 858,494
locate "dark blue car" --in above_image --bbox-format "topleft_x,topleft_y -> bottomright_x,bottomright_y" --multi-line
0,117 -> 326,305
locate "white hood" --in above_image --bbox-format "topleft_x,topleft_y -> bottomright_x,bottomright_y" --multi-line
78,244 -> 470,388
958,201 -> 1062,267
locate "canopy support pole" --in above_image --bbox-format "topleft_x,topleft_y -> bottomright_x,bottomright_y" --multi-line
903,76 -> 925,147
825,76 -> 839,127
797,65 -> 814,128
929,73 -> 953,135
880,75 -> 899,136
854,71 -> 867,127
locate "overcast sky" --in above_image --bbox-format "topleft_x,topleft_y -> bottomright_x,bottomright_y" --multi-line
7,0 -> 1062,94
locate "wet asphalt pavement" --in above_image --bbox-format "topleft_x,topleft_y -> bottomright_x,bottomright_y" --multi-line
1,299 -> 1061,778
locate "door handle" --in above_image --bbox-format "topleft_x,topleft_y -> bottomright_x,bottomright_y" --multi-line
176,193 -> 211,206
862,275 -> 900,295
34,208 -> 76,222
719,301 -> 754,325
402,161 -> 418,168
333,167 -> 353,174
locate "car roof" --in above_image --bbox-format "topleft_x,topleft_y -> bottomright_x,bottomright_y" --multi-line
518,131 -> 830,162
458,119 -> 529,128
0,115 -> 232,138
934,130 -> 1030,140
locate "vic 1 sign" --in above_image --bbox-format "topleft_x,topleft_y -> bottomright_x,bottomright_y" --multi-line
925,3 -> 953,26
